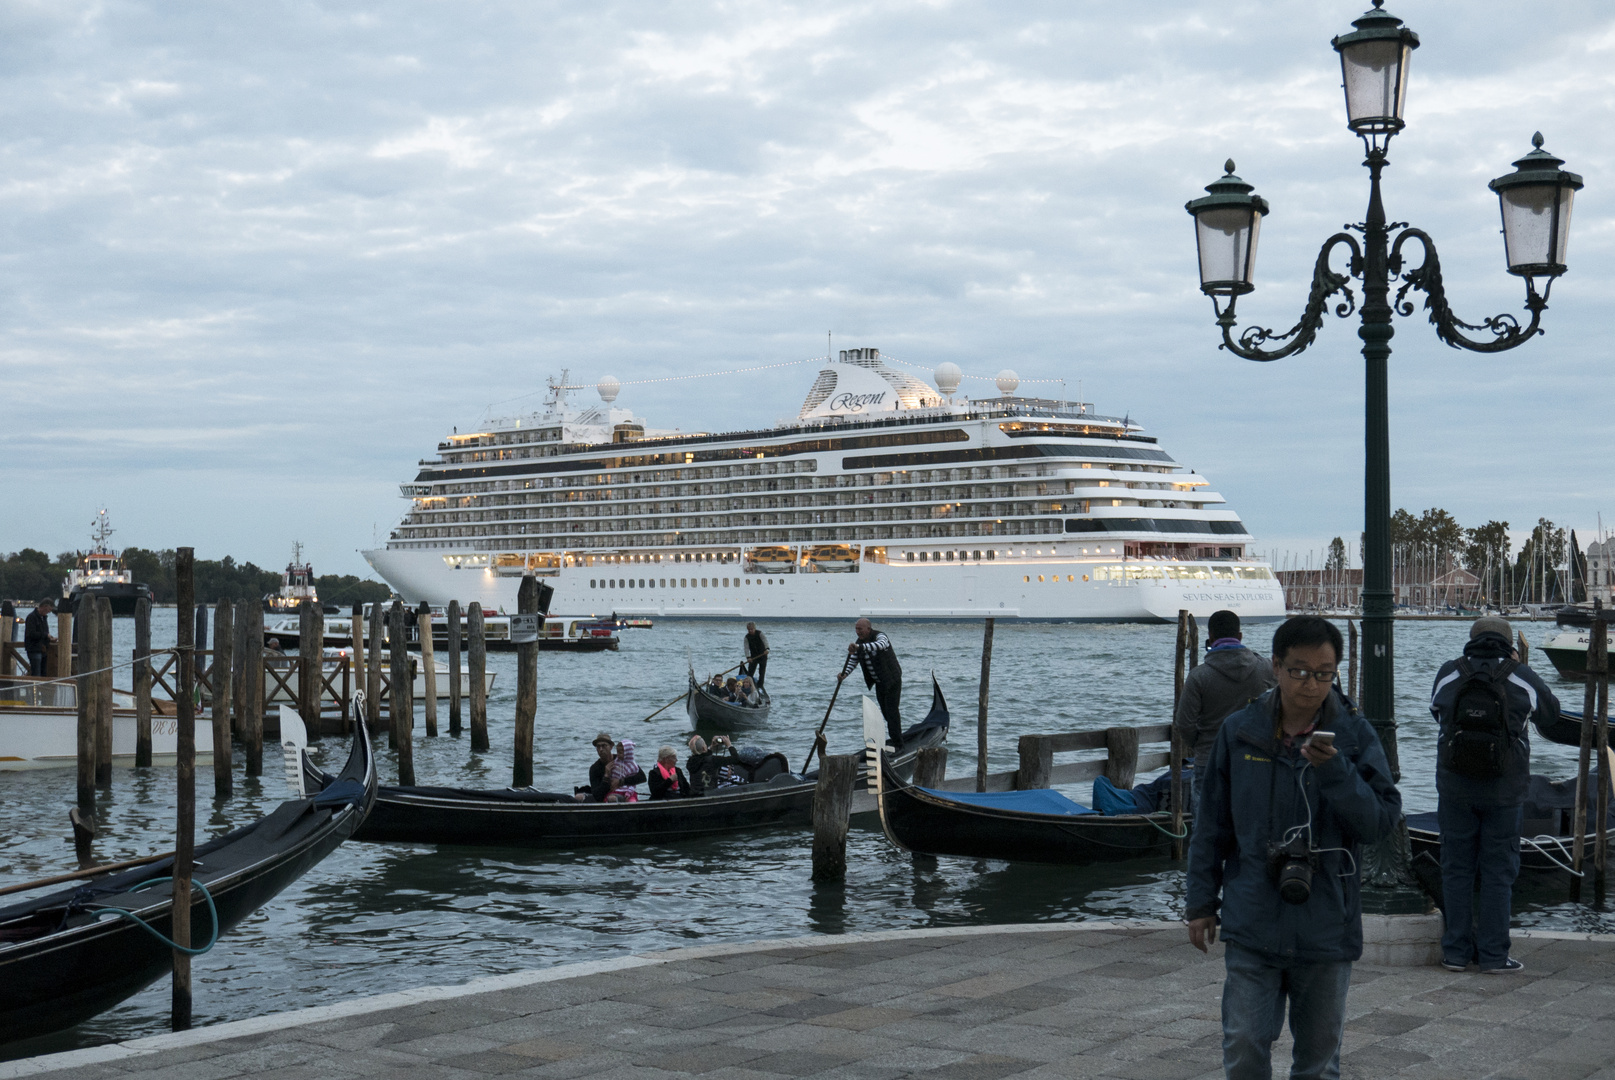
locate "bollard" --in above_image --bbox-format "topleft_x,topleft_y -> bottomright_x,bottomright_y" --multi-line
212,601 -> 233,799
388,601 -> 415,785
172,548 -> 196,1031
93,597 -> 113,788
976,618 -> 993,793
134,597 -> 153,768
811,754 -> 858,882
913,745 -> 948,789
1104,726 -> 1140,789
447,600 -> 463,736
513,579 -> 539,787
469,603 -> 488,752
419,602 -> 438,737
242,605 -> 264,778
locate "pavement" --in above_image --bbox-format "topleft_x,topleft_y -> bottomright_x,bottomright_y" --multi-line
5,922 -> 1615,1080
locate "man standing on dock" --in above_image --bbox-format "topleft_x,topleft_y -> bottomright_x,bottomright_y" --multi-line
1185,615 -> 1401,1080
743,622 -> 769,688
1429,616 -> 1558,974
24,599 -> 54,677
839,618 -> 902,746
1173,610 -> 1276,813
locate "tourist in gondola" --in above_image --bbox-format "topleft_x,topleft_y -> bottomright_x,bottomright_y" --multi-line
743,622 -> 769,687
24,598 -> 54,677
1429,616 -> 1559,974
738,676 -> 761,707
686,734 -> 733,795
606,740 -> 643,802
575,731 -> 632,802
1173,609 -> 1276,813
647,746 -> 691,800
838,617 -> 903,746
1185,615 -> 1401,1080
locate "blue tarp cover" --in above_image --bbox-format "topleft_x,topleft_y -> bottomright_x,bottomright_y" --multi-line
918,787 -> 1095,816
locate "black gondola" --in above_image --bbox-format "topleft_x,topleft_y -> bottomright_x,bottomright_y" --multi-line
1406,769 -> 1615,883
0,725 -> 376,1044
1539,706 -> 1597,747
875,755 -> 1182,866
686,667 -> 771,730
308,677 -> 951,849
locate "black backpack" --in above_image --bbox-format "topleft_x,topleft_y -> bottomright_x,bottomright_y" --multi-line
1441,658 -> 1518,779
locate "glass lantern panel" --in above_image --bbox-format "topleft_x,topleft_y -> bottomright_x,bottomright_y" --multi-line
1500,185 -> 1572,270
1195,207 -> 1260,287
1340,40 -> 1409,130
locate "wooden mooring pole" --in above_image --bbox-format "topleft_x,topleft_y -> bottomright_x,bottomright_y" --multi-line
1597,630 -> 1611,886
93,596 -> 113,788
388,601 -> 415,785
242,605 -> 263,778
976,618 -> 993,793
74,603 -> 96,808
513,580 -> 538,787
913,746 -> 947,788
212,601 -> 233,799
54,608 -> 72,680
1171,610 -> 1190,860
811,754 -> 858,882
419,602 -> 438,738
172,547 -> 196,1032
134,597 -> 152,768
469,603 -> 488,752
366,603 -> 383,734
1573,615 -> 1606,891
1347,620 -> 1360,702
232,600 -> 250,737
447,600 -> 463,737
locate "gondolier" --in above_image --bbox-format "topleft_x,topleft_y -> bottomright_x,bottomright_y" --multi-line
839,618 -> 902,746
743,622 -> 769,687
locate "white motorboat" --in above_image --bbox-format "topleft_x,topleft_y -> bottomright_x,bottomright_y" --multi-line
0,683 -> 214,771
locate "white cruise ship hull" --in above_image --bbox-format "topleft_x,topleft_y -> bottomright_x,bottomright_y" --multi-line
365,547 -> 1284,623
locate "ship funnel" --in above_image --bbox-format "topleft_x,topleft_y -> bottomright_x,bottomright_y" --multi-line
995,369 -> 1020,396
597,375 -> 621,403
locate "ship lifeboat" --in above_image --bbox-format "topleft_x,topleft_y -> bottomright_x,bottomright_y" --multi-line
804,544 -> 860,573
745,545 -> 797,574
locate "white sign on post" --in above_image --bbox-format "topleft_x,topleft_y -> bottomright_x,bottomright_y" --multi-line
509,613 -> 540,644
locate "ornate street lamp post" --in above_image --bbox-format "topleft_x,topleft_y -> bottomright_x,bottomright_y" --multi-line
1186,3 -> 1583,884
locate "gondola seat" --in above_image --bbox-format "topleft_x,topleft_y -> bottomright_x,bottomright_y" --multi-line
916,787 -> 1096,816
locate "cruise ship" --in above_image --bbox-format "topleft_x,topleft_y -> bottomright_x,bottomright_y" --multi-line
364,350 -> 1285,622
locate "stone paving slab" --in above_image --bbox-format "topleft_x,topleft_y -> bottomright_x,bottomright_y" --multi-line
5,923 -> 1615,1080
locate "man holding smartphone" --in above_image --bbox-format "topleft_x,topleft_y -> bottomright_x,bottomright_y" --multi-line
1429,616 -> 1559,974
1185,615 -> 1401,1080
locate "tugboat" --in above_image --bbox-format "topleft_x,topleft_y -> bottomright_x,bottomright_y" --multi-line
60,510 -> 154,617
264,542 -> 335,613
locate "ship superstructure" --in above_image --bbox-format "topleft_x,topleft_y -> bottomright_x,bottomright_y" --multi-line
364,352 -> 1284,621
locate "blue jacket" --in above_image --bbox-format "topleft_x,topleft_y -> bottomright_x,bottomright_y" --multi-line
1185,687 -> 1401,963
1429,633 -> 1559,805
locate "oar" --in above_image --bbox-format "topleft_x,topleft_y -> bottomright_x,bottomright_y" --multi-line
0,850 -> 175,900
642,651 -> 770,723
799,678 -> 843,773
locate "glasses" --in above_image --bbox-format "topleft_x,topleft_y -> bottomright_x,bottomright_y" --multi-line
1284,667 -> 1337,684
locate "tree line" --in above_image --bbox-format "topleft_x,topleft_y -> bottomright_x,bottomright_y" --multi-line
1321,509 -> 1588,605
0,548 -> 394,607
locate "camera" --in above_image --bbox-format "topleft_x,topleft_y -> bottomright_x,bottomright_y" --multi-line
1266,835 -> 1318,905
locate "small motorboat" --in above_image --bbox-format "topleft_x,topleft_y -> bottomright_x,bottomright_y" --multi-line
307,678 -> 952,850
0,723 -> 375,1043
875,757 -> 1182,866
0,681 -> 207,772
1539,626 -> 1615,682
686,667 -> 771,730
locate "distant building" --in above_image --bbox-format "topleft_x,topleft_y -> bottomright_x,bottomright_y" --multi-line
1587,539 -> 1615,604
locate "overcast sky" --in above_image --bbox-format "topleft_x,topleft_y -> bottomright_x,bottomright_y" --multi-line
2,1 -> 1611,578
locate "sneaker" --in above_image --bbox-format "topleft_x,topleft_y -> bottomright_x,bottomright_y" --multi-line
1482,958 -> 1524,974
1441,960 -> 1469,972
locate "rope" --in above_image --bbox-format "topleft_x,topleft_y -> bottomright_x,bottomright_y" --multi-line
1144,816 -> 1190,840
1522,834 -> 1585,877
91,877 -> 219,955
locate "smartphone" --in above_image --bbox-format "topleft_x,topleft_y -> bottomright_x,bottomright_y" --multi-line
1304,731 -> 1336,752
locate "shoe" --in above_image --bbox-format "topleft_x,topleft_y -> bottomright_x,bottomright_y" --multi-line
1482,958 -> 1524,974
1441,960 -> 1468,972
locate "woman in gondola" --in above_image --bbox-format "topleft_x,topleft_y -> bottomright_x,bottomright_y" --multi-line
648,746 -> 691,799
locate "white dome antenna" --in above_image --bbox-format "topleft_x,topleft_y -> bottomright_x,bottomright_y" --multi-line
934,362 -> 962,400
597,375 -> 621,404
995,369 -> 1020,396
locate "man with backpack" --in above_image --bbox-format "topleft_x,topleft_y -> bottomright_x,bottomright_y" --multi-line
1429,616 -> 1560,974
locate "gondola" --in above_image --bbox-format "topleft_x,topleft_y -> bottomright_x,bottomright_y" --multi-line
1539,706 -> 1598,747
307,677 -> 951,849
686,667 -> 771,730
0,723 -> 375,1044
875,753 -> 1181,866
1407,766 -> 1615,885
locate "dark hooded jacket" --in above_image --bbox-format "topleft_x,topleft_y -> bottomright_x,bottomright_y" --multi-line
1173,644 -> 1277,767
1429,632 -> 1559,805
1185,687 -> 1401,963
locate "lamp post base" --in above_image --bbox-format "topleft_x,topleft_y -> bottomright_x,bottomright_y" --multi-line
1360,817 -> 1433,915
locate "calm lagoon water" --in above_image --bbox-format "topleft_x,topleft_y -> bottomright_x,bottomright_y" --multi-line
2,613 -> 1607,1056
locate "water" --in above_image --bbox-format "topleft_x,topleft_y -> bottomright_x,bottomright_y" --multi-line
2,614 -> 1607,1056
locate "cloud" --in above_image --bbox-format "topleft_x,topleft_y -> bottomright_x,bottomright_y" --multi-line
0,0 -> 1611,574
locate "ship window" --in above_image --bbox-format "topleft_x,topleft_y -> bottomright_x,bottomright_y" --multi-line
932,551 -> 941,561
1038,575 -> 1045,582
1067,575 -> 1075,582
987,551 -> 995,560
659,579 -> 665,587
946,552 -> 954,562
589,579 -> 597,588
700,577 -> 707,587
906,552 -> 915,562
1082,574 -> 1089,581
722,577 -> 728,587
1024,575 -> 1030,582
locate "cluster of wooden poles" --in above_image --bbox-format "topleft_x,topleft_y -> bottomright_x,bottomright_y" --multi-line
1573,609 -> 1611,891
